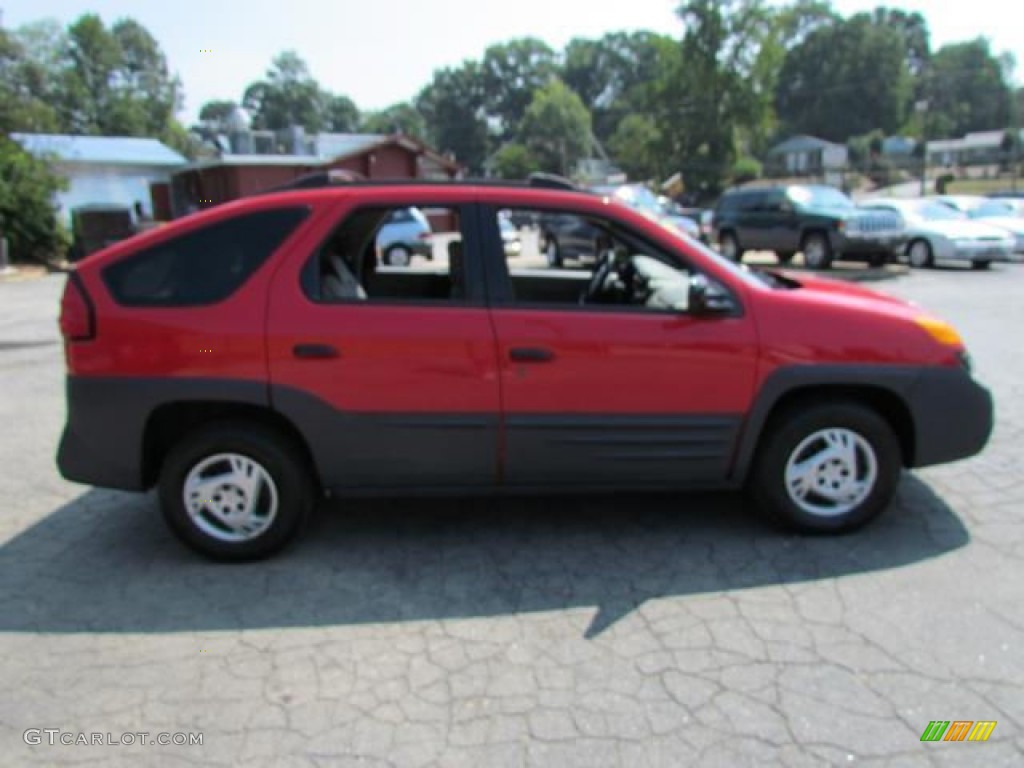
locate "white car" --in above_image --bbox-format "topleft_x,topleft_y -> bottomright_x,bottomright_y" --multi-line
861,198 -> 1014,269
969,199 -> 1024,256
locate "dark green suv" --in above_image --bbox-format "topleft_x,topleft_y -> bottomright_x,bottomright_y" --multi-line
712,184 -> 905,269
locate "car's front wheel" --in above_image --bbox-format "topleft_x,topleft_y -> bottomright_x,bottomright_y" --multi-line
159,423 -> 314,561
801,232 -> 833,270
543,235 -> 562,267
748,402 -> 901,533
908,239 -> 933,268
384,245 -> 412,267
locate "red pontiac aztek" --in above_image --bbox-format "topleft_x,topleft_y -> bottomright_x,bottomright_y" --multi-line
56,175 -> 994,560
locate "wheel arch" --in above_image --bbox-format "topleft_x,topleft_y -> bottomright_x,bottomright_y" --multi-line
731,369 -> 920,483
143,401 -> 322,492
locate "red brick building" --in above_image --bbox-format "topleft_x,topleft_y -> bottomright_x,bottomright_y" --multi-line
170,133 -> 462,217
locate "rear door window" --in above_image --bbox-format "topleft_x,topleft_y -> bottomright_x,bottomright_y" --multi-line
103,207 -> 309,306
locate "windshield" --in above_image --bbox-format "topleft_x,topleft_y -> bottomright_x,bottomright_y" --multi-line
913,202 -> 966,221
972,201 -> 1020,219
788,186 -> 854,210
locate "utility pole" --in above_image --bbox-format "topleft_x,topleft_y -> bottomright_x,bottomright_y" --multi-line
916,100 -> 929,197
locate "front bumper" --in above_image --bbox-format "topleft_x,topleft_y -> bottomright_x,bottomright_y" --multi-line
945,241 -> 1013,263
906,368 -> 994,468
833,232 -> 906,255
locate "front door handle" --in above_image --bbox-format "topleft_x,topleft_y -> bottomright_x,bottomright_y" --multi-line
509,347 -> 555,363
293,343 -> 340,359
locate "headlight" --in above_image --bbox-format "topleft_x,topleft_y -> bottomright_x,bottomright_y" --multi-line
914,315 -> 964,347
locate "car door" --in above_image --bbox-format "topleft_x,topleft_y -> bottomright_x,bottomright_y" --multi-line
478,195 -> 760,489
736,190 -> 769,249
265,192 -> 501,491
760,188 -> 799,252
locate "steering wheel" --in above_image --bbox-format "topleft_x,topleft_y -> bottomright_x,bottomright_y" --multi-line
580,249 -> 616,305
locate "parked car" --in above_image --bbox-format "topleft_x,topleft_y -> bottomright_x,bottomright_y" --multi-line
376,207 -> 433,266
57,178 -> 993,560
966,198 -> 1024,256
537,211 -> 602,267
859,198 -> 1014,269
713,185 -> 905,269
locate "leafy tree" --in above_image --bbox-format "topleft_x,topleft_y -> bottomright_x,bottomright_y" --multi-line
562,31 -> 674,143
480,38 -> 557,140
62,14 -> 123,134
199,99 -> 239,124
324,94 -> 360,132
1,20 -> 62,132
0,137 -> 68,263
655,1 -> 779,194
489,143 -> 537,179
776,12 -> 911,141
416,62 -> 489,173
242,51 -> 329,132
920,39 -> 1012,138
608,114 -> 662,180
361,102 -> 426,138
519,79 -> 592,176
731,156 -> 762,184
108,18 -> 182,135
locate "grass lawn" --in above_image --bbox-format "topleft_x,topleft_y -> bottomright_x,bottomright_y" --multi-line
946,177 -> 1023,195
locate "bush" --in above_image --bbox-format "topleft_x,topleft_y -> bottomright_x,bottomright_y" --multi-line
0,137 -> 68,263
732,156 -> 762,184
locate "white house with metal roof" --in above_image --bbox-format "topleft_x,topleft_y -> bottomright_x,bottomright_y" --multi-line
10,133 -> 187,224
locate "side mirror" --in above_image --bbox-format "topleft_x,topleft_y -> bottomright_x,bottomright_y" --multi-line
688,274 -> 736,316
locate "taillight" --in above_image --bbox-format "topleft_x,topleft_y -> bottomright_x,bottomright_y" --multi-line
59,273 -> 95,342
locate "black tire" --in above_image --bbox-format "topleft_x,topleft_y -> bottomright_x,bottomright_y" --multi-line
907,239 -> 933,269
971,260 -> 991,270
777,251 -> 796,265
867,253 -> 888,268
800,231 -> 833,270
384,244 -> 413,267
543,234 -> 562,267
747,401 -> 902,534
718,230 -> 743,262
159,422 -> 314,561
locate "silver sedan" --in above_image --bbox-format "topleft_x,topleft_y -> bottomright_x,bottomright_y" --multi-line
860,198 -> 1014,269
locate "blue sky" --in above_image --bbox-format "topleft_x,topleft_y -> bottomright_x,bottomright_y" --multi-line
3,0 -> 1021,125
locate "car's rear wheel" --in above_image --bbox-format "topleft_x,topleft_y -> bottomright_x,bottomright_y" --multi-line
159,423 -> 314,561
801,232 -> 833,270
748,402 -> 901,533
908,239 -> 934,268
718,231 -> 742,262
384,245 -> 412,267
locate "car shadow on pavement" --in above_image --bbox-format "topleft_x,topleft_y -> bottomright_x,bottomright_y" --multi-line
0,474 -> 967,638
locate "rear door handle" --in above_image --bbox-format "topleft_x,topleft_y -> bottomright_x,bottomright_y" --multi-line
293,343 -> 340,359
509,346 -> 555,363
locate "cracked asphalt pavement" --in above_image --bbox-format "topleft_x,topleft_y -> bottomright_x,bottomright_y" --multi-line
1,266 -> 1022,766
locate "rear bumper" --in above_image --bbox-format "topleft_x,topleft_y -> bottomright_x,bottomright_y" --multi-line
56,375 -> 269,492
907,368 -> 994,467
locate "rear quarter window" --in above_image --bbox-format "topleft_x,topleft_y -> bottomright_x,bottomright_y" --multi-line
103,207 -> 309,307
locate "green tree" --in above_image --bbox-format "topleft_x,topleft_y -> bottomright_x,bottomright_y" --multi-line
1,20 -> 62,133
608,114 -> 662,180
107,18 -> 183,136
920,39 -> 1013,138
62,14 -> 122,134
0,136 -> 68,263
490,143 -> 537,179
416,62 -> 489,173
323,94 -> 360,132
361,102 -> 426,138
242,51 -> 329,132
776,12 -> 912,141
562,31 -> 674,143
519,79 -> 592,176
655,1 -> 779,194
480,38 -> 557,140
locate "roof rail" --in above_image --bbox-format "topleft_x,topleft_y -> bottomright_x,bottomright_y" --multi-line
526,172 -> 577,191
